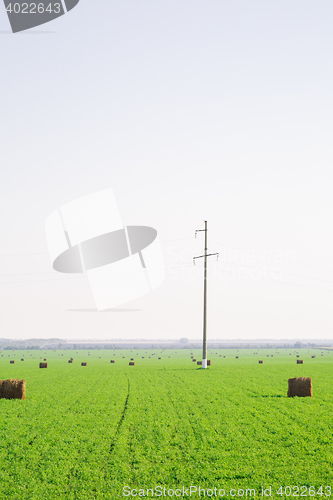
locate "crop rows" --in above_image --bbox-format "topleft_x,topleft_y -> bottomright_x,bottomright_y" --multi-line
0,349 -> 332,499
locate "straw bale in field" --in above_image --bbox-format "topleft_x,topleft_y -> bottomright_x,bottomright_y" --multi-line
192,358 -> 196,362
21,359 -> 24,361
0,379 -> 25,400
81,362 -> 87,366
129,362 -> 135,366
311,355 -> 316,358
197,361 -> 202,365
223,356 -> 226,358
68,360 -> 73,363
10,360 -> 14,364
207,360 -> 211,366
158,357 -> 161,360
43,359 -> 47,361
236,356 -> 239,359
297,359 -> 303,364
259,360 -> 263,363
110,360 -> 115,363
39,362 -> 48,368
296,355 -> 299,358
288,377 -> 312,397
130,358 -> 134,360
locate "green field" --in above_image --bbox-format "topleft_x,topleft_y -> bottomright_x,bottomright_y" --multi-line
0,349 -> 332,499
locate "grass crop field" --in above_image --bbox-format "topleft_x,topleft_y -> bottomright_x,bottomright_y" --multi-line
0,348 -> 332,499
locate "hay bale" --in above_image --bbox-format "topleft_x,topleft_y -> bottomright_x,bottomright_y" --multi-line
223,356 -> 226,358
68,360 -> 73,363
158,357 -> 161,360
197,361 -> 202,365
259,360 -> 263,364
236,356 -> 239,359
288,377 -> 312,397
296,355 -> 299,358
43,359 -> 47,361
129,362 -> 135,366
0,379 -> 25,400
39,362 -> 48,368
10,360 -> 15,364
207,360 -> 211,366
130,358 -> 134,361
21,359 -> 24,361
81,362 -> 87,366
311,355 -> 316,358
110,360 -> 115,363
297,359 -> 303,364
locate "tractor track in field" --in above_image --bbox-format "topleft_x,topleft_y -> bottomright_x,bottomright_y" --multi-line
109,373 -> 130,454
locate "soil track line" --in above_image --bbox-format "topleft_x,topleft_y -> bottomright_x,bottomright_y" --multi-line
110,373 -> 130,453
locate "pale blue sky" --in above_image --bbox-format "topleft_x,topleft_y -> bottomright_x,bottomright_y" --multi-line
1,1 -> 333,340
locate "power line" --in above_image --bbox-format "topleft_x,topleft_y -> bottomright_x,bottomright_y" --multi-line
0,263 -> 194,284
208,240 -> 333,272
220,260 -> 333,284
207,265 -> 333,294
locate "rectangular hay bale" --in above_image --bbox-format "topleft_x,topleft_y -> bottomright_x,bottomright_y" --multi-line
259,360 -> 263,364
197,361 -> 202,365
10,360 -> 15,364
207,360 -> 211,366
288,377 -> 312,397
68,360 -> 73,363
110,360 -> 115,363
0,379 -> 26,400
129,362 -> 135,366
39,362 -> 48,368
297,359 -> 303,364
81,362 -> 87,366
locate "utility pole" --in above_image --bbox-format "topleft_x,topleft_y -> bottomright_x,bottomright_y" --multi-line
193,221 -> 219,368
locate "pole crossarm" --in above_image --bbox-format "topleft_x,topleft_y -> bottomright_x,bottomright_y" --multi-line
193,252 -> 219,263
